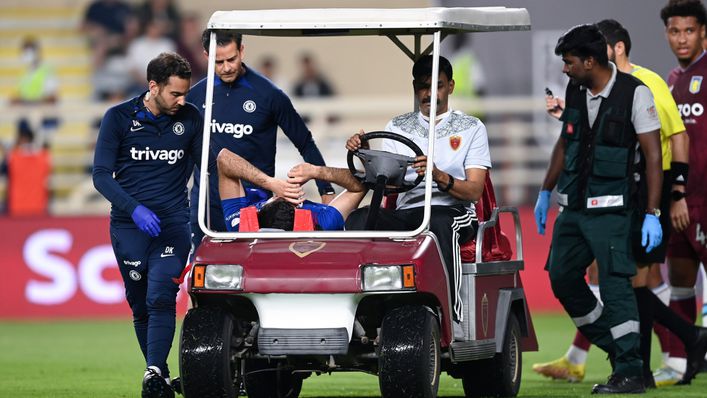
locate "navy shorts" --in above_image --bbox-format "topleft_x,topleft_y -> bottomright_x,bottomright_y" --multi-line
110,222 -> 191,314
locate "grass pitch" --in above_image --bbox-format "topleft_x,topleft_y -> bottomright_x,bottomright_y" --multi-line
1,313 -> 705,397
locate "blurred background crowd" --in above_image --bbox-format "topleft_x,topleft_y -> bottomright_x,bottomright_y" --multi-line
0,0 -> 683,217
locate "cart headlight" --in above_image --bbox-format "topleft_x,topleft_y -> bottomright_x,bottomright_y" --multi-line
362,264 -> 415,291
202,264 -> 243,290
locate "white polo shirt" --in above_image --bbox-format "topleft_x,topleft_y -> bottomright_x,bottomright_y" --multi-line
382,109 -> 491,215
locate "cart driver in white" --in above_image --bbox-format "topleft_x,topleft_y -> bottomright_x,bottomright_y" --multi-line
346,55 -> 490,338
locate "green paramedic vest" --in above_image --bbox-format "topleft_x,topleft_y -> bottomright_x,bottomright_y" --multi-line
556,72 -> 643,213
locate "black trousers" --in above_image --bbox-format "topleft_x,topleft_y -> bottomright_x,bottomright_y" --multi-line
346,204 -> 477,319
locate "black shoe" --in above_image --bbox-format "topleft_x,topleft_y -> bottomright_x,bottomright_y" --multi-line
679,326 -> 707,385
142,367 -> 175,398
171,377 -> 182,395
643,372 -> 656,389
606,352 -> 616,372
591,374 -> 645,394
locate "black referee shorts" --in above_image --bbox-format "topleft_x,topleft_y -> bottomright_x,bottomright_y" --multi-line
633,171 -> 671,265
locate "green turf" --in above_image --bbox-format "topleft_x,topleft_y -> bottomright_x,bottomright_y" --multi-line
0,314 -> 705,397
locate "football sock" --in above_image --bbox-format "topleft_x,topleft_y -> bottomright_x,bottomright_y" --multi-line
652,282 -> 671,306
572,330 -> 592,352
651,288 -> 697,347
668,287 -> 696,359
566,343 -> 589,365
634,287 -> 655,376
651,283 -> 671,359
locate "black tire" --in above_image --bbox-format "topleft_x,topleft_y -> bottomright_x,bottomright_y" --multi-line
243,359 -> 303,398
179,306 -> 239,398
378,305 -> 441,398
462,313 -> 522,398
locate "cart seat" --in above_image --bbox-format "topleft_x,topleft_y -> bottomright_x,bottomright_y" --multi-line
461,173 -> 512,262
383,173 -> 512,263
238,206 -> 315,232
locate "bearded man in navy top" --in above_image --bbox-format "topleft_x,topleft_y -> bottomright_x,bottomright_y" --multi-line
93,52 -> 202,398
187,29 -> 335,252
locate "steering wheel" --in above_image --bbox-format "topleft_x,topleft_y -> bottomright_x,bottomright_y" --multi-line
346,131 -> 425,194
346,131 -> 425,229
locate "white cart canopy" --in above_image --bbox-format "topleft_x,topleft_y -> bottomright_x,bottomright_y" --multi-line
207,7 -> 530,36
199,6 -> 531,240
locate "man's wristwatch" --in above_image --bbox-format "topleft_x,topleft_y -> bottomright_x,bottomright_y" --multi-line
671,190 -> 687,201
646,208 -> 661,217
438,173 -> 455,192
320,188 -> 336,196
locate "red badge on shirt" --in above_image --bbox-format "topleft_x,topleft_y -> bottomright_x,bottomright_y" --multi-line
450,135 -> 461,151
566,123 -> 574,135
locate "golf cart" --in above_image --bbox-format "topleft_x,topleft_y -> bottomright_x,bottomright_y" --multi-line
180,7 -> 537,398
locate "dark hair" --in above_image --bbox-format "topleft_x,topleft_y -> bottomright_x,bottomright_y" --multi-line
661,0 -> 707,26
201,29 -> 243,52
21,36 -> 38,51
554,24 -> 609,67
258,198 -> 295,230
596,19 -> 632,56
17,118 -> 34,142
146,52 -> 191,84
412,55 -> 453,81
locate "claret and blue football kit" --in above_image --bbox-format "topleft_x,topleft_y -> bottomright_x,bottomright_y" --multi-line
93,93 -> 204,378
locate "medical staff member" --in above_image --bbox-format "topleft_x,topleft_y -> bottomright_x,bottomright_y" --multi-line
93,52 -> 203,398
187,30 -> 334,251
536,24 -> 663,394
533,18 -> 694,388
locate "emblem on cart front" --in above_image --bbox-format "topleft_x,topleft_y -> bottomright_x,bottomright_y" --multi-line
289,241 -> 326,258
481,293 -> 489,337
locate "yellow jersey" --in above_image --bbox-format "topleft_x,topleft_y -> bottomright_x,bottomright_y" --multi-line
631,64 -> 686,170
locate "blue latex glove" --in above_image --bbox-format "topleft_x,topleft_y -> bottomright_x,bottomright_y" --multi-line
641,214 -> 662,253
131,205 -> 161,237
534,190 -> 552,235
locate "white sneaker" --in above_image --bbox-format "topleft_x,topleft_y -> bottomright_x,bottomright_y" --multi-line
653,366 -> 683,387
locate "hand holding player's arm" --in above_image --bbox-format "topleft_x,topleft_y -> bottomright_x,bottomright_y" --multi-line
272,91 -> 335,200
288,163 -> 365,193
216,149 -> 303,204
267,178 -> 305,205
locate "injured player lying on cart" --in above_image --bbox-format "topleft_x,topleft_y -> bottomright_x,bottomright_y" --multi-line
216,148 -> 368,231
